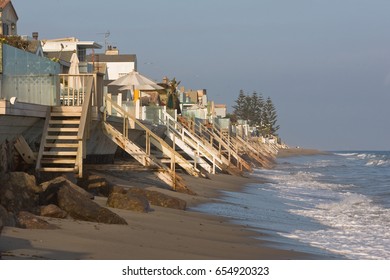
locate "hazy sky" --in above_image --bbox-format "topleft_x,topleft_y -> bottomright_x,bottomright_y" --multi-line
13,0 -> 390,150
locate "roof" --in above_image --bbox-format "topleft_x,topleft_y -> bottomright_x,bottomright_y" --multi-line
45,51 -> 73,64
42,37 -> 102,50
76,41 -> 102,49
87,53 -> 137,63
27,40 -> 41,53
0,0 -> 10,9
0,0 -> 18,19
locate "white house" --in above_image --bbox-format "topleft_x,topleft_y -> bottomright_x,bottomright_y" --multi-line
214,104 -> 227,118
41,37 -> 102,73
89,46 -> 137,80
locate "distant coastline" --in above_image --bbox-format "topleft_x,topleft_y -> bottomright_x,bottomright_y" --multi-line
277,147 -> 330,158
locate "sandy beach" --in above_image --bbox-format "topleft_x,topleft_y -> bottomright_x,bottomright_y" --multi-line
0,166 -> 319,260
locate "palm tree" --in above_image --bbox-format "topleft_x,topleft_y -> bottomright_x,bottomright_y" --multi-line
167,77 -> 181,114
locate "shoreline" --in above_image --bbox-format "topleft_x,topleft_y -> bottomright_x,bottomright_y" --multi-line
277,148 -> 330,158
0,167 -> 325,260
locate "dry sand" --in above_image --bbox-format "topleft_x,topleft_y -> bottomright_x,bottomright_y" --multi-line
0,166 -> 319,260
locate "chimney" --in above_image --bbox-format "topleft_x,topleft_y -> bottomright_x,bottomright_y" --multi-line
32,32 -> 38,40
105,46 -> 119,55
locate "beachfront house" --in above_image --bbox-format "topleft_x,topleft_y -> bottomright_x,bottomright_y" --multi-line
24,32 -> 44,57
41,37 -> 102,73
87,46 -> 137,94
90,46 -> 137,80
0,0 -> 269,186
214,104 -> 227,118
0,0 -> 18,36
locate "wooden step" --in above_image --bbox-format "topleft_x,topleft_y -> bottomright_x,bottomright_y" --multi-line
41,158 -> 76,164
46,135 -> 78,140
44,143 -> 79,148
42,151 -> 78,156
49,119 -> 80,125
47,127 -> 79,132
51,106 -> 82,113
39,167 -> 76,172
50,112 -> 82,117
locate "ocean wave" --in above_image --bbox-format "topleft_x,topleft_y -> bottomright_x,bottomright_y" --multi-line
288,192 -> 390,259
262,169 -> 354,192
257,152 -> 389,259
365,158 -> 390,167
357,153 -> 377,160
335,152 -> 390,167
335,153 -> 358,157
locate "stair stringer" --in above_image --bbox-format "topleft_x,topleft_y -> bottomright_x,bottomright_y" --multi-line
101,121 -> 188,191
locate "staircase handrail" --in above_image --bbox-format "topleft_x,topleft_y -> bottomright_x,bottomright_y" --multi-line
212,121 -> 244,154
190,119 -> 252,172
35,107 -> 51,171
104,95 -> 200,177
75,76 -> 94,177
161,109 -> 223,166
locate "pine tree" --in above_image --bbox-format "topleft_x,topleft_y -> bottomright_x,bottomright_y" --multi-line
261,97 -> 280,136
232,90 -> 279,136
243,94 -> 252,122
248,91 -> 264,126
232,89 -> 247,120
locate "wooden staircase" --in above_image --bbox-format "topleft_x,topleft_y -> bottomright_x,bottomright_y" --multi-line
36,75 -> 94,178
235,135 -> 276,168
36,106 -> 82,174
161,108 -> 224,174
101,121 -> 189,192
102,94 -> 198,193
183,118 -> 252,173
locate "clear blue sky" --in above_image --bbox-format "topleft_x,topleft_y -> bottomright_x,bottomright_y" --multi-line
13,0 -> 390,150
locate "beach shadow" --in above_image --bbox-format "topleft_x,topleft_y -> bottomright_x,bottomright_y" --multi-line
94,169 -> 172,190
0,234 -> 88,260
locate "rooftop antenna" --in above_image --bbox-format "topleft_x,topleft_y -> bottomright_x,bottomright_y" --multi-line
96,31 -> 110,51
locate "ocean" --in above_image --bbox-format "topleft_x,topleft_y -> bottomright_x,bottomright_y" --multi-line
194,151 -> 390,259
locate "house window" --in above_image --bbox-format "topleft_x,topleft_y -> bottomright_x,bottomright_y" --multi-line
2,23 -> 9,35
77,48 -> 86,62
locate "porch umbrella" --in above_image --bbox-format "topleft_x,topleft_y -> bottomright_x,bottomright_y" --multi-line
109,70 -> 159,88
109,70 -> 160,101
68,52 -> 81,89
119,83 -> 163,91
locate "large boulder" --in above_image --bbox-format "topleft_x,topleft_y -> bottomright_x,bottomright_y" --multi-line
128,188 -> 187,210
57,184 -> 127,225
17,211 -> 59,230
40,176 -> 93,205
40,204 -> 67,219
0,220 -> 2,236
0,172 -> 40,214
0,204 -> 16,228
107,192 -> 150,213
0,204 -> 7,228
109,186 -> 186,210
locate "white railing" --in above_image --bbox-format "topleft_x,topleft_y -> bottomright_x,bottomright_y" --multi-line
59,74 -> 97,106
161,108 -> 223,174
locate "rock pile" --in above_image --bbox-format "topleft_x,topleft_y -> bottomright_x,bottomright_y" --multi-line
0,172 -> 128,230
107,186 -> 187,212
0,172 -> 188,233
